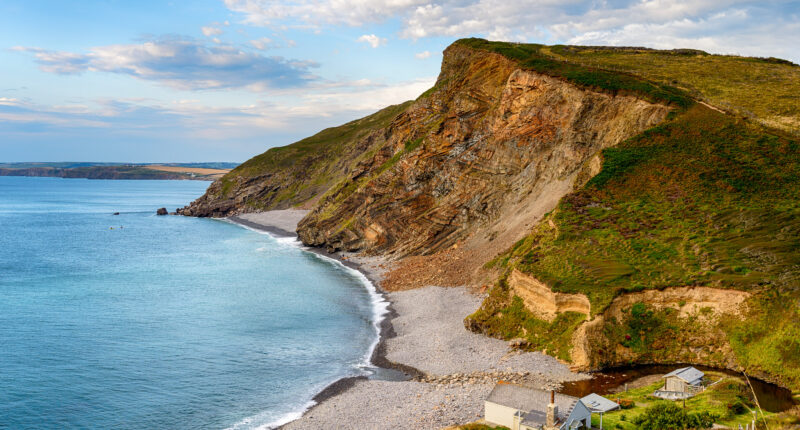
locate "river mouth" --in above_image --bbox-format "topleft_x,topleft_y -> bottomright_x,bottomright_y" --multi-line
559,364 -> 796,413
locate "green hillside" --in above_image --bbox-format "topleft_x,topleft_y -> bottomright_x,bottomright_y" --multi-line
202,101 -> 412,212
470,88 -> 800,387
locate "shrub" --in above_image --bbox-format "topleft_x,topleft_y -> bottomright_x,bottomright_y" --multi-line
619,399 -> 636,409
633,402 -> 718,430
727,400 -> 748,417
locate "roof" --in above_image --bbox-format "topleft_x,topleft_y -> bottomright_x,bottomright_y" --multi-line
663,366 -> 705,384
580,393 -> 620,413
486,384 -> 579,426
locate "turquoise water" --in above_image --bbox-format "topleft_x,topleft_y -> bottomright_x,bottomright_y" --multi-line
0,177 -> 383,429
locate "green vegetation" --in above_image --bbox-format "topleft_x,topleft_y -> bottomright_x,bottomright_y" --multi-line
214,101 -> 412,206
467,280 -> 586,361
545,44 -> 800,135
495,105 -> 799,307
592,373 -> 787,429
632,402 -> 716,430
476,102 -> 800,386
456,39 -> 800,135
454,38 -> 694,109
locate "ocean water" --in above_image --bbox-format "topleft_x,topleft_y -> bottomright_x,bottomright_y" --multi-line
0,176 -> 385,429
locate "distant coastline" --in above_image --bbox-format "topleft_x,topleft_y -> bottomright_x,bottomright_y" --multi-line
0,162 -> 237,181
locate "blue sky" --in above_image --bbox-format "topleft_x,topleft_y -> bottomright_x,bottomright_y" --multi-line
1,0 -> 798,163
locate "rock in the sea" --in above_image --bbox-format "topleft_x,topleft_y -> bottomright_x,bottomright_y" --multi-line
112,212 -> 120,215
156,207 -> 168,215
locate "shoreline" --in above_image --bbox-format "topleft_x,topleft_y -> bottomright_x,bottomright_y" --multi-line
226,214 -> 422,408
225,210 -> 589,429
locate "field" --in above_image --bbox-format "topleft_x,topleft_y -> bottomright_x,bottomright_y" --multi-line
144,165 -> 230,179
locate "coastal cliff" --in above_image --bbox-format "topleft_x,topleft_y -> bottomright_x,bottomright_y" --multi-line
182,39 -> 800,390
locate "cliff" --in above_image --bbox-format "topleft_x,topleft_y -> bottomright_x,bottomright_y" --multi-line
182,39 -> 800,389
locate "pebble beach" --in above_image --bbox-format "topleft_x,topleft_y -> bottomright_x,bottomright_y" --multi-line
227,210 -> 588,430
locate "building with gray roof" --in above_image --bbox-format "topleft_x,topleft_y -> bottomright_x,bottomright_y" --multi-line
484,384 -> 591,430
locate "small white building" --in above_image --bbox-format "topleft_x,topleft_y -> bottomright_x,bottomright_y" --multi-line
484,384 -> 592,430
654,366 -> 705,399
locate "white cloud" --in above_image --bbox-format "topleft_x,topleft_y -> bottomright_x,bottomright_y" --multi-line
223,0 -> 800,63
201,25 -> 224,36
0,97 -> 21,106
415,50 -> 431,59
357,34 -> 386,48
250,37 -> 276,50
223,0 -> 428,27
14,37 -> 318,91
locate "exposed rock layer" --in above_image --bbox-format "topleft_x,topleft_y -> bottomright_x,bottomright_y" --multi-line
298,45 -> 671,262
507,269 -> 591,321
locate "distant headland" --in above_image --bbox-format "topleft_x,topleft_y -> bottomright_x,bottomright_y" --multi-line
0,162 -> 238,180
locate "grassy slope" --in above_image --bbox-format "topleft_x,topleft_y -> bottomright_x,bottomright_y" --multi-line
454,38 -> 693,108
212,101 -> 412,209
460,40 -> 800,388
593,372 -> 786,429
543,45 -> 800,135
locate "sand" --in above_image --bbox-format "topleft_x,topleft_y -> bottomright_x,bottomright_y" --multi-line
232,210 -> 310,236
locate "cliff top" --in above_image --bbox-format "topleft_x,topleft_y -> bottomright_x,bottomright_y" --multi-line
455,38 -> 800,135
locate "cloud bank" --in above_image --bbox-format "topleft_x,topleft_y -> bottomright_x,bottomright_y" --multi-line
14,36 -> 319,90
223,0 -> 800,62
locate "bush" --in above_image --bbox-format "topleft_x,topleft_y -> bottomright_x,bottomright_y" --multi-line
727,400 -> 748,416
619,399 -> 636,409
633,402 -> 718,430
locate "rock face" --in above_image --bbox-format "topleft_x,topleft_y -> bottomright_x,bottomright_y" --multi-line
570,287 -> 751,372
507,269 -> 591,321
297,44 -> 670,257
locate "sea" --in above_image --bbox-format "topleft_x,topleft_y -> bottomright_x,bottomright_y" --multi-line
0,176 -> 386,429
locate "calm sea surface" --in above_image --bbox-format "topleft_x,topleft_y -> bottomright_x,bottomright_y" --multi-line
0,176 -> 381,429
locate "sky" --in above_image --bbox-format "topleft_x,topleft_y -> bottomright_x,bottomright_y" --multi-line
1,0 -> 798,163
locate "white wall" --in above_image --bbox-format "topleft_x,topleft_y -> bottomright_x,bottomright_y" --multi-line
485,401 -> 520,429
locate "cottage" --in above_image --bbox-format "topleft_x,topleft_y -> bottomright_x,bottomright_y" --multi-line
484,384 -> 592,430
654,366 -> 705,399
580,393 -> 620,429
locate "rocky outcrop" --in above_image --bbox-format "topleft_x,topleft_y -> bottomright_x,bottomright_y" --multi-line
297,44 -> 671,258
569,286 -> 751,371
507,269 -> 590,321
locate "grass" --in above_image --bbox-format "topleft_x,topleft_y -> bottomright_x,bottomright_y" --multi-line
473,102 -> 800,388
466,280 -> 587,361
592,373 -> 789,429
212,101 -> 412,208
454,38 -> 694,109
456,39 -> 799,135
545,44 -> 800,135
495,104 -> 800,311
